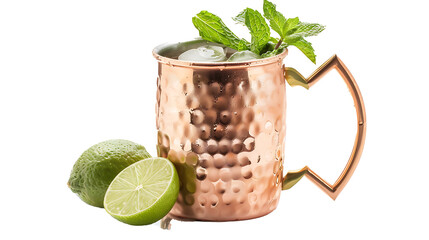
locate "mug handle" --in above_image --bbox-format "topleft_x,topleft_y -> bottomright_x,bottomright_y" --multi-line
282,55 -> 367,200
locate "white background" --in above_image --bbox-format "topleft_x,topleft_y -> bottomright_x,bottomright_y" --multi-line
1,0 -> 428,239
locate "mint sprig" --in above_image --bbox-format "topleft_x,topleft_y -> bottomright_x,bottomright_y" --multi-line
192,0 -> 325,63
262,0 -> 325,63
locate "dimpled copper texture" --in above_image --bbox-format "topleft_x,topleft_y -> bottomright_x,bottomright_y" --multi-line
153,41 -> 287,221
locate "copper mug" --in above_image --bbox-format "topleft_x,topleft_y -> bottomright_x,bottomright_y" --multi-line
153,40 -> 366,221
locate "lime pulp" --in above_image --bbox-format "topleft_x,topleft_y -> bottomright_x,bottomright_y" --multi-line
104,157 -> 179,225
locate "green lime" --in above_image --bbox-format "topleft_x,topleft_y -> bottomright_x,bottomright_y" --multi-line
67,139 -> 151,208
104,157 -> 179,225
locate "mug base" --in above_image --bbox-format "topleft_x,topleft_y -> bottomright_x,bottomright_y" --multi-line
166,208 -> 276,222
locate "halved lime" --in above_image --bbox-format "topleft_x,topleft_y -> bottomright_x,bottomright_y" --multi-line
104,157 -> 179,225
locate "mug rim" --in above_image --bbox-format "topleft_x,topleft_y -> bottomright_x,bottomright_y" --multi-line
152,40 -> 288,69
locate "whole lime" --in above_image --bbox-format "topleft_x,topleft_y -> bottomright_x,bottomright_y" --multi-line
67,139 -> 151,208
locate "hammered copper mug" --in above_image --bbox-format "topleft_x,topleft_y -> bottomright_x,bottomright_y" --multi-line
153,40 -> 366,221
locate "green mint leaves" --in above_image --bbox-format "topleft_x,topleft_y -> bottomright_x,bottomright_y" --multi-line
262,0 -> 287,38
234,8 -> 271,55
192,0 -> 325,63
192,11 -> 250,51
232,10 -> 246,26
262,0 -> 325,63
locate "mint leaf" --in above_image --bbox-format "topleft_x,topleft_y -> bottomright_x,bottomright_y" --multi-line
287,22 -> 325,38
261,40 -> 276,53
237,38 -> 251,51
192,11 -> 250,50
269,36 -> 279,42
263,0 -> 287,38
232,10 -> 246,26
282,22 -> 323,63
260,42 -> 286,58
282,21 -> 323,64
260,48 -> 280,58
260,50 -> 277,58
283,17 -> 300,35
235,8 -> 271,54
288,37 -> 317,64
242,8 -> 271,55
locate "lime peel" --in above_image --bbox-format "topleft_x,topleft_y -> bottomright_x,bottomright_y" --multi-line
67,139 -> 151,208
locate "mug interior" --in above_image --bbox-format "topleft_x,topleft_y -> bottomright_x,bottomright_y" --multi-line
152,39 -> 288,68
